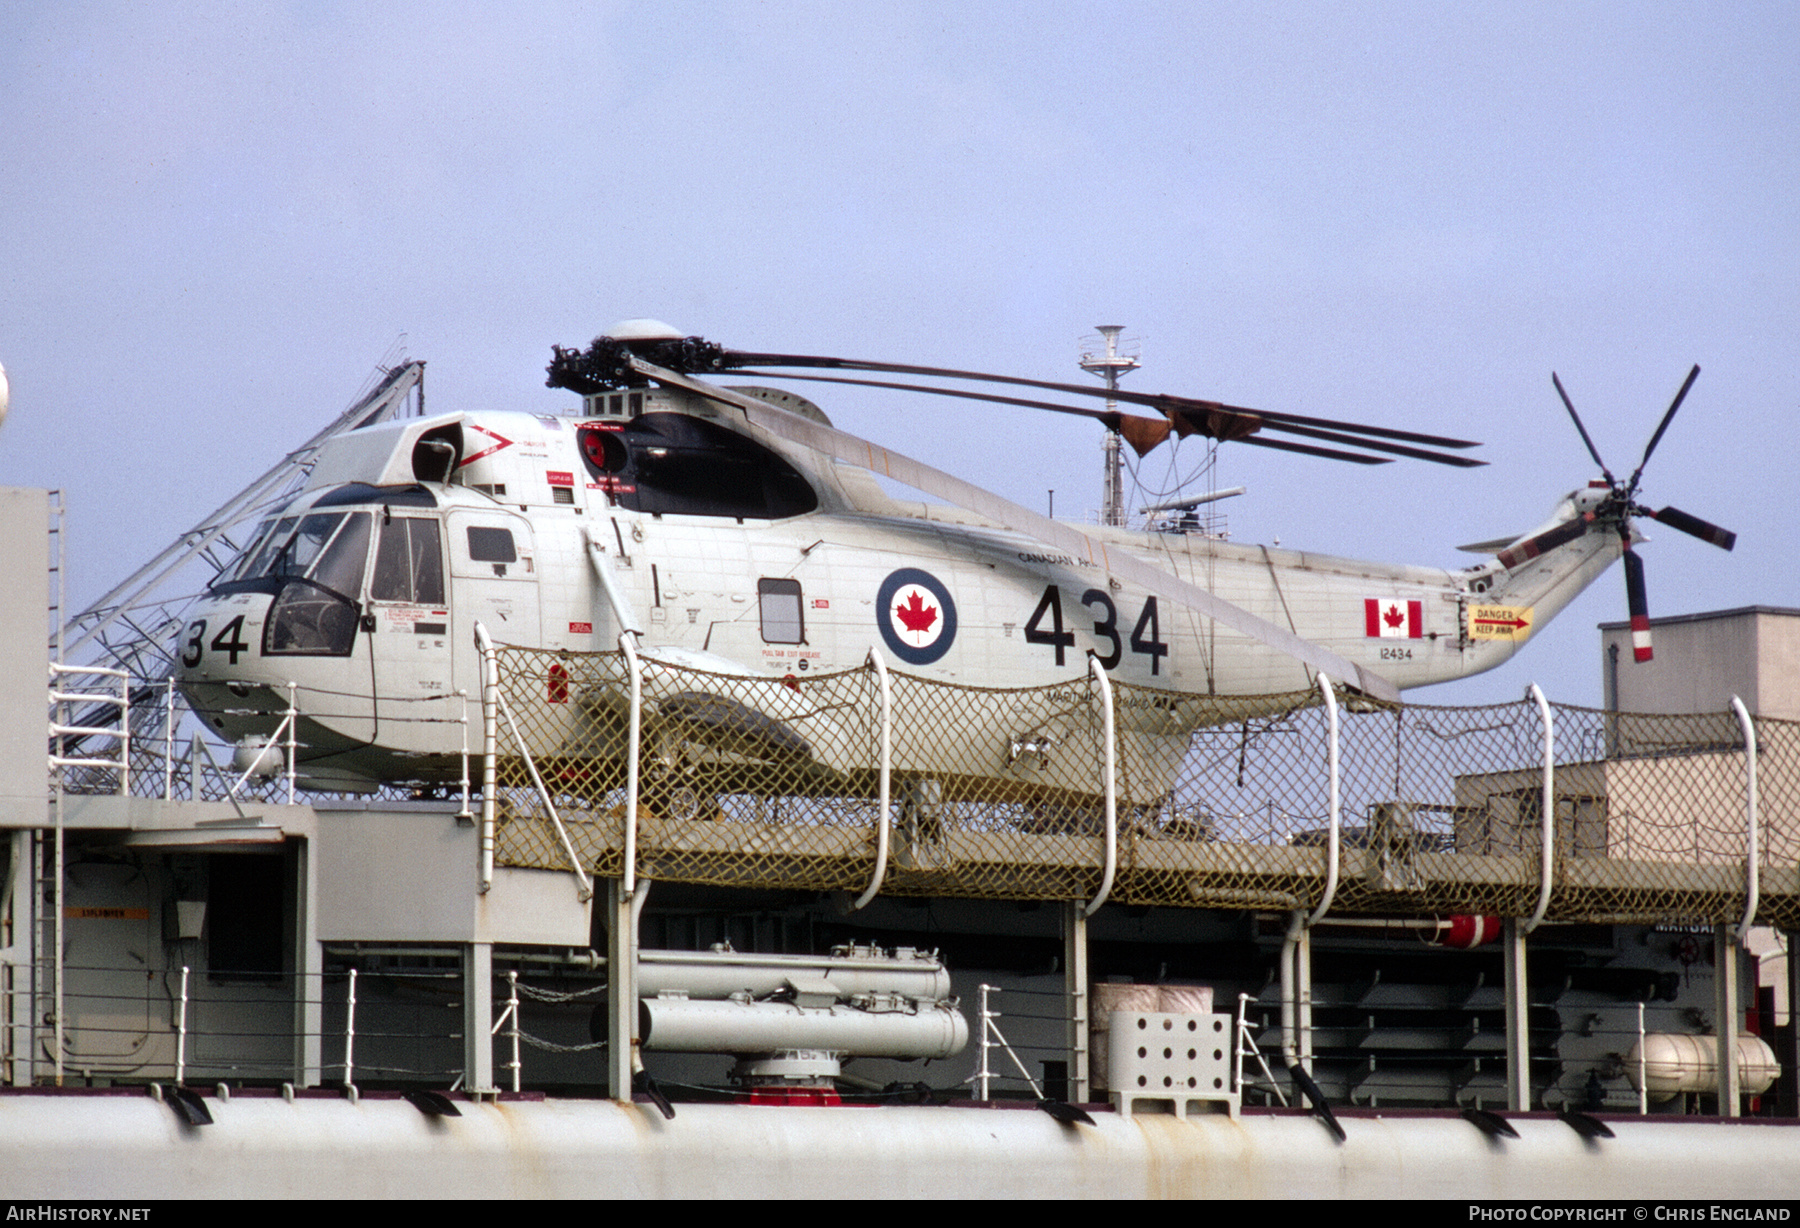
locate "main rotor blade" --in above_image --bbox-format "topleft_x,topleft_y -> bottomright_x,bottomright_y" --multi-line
740,366 -> 1440,467
1551,372 -> 1613,483
1496,517 -> 1591,570
722,351 -> 1482,451
751,364 -> 1476,465
1649,505 -> 1736,552
1245,419 -> 1487,468
1627,364 -> 1701,492
1154,393 -> 1482,451
1622,544 -> 1652,662
738,370 -> 1173,456
1235,435 -> 1391,465
633,355 -> 1401,702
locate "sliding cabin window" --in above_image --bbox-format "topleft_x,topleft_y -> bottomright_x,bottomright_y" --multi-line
758,578 -> 805,644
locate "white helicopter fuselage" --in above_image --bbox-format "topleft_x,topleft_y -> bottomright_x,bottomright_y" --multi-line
175,388 -> 1620,790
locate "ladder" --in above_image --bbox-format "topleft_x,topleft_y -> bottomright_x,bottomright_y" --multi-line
39,491 -> 66,1085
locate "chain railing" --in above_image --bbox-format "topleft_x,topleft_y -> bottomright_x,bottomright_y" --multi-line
30,954 -> 1757,1112
69,677 -> 475,810
973,984 -> 1076,1102
0,958 -> 610,1092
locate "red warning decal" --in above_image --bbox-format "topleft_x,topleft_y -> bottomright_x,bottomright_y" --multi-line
457,424 -> 515,467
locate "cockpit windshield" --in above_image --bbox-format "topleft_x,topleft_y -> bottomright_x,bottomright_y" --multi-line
304,513 -> 373,597
219,516 -> 293,586
214,511 -> 372,598
256,511 -> 374,658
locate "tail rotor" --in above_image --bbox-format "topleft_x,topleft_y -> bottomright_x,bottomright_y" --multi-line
1501,366 -> 1735,663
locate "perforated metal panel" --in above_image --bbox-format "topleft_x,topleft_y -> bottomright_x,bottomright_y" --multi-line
1106,1010 -> 1238,1118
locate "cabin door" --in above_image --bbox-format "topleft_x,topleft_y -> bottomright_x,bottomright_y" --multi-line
364,512 -> 455,753
442,508 -> 542,727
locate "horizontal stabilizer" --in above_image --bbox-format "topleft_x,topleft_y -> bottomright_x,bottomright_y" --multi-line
1456,535 -> 1520,555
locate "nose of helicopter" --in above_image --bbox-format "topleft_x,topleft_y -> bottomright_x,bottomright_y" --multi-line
174,591 -> 294,741
175,586 -> 264,673
175,593 -> 273,683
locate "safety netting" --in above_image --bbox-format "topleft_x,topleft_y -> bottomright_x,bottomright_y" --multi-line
487,645 -> 1796,926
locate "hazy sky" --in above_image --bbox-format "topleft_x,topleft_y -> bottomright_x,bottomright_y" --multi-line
2,1 -> 1794,707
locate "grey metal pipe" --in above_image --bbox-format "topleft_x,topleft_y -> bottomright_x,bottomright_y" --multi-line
640,996 -> 968,1058
1280,908 -> 1306,1073
636,948 -> 951,1001
582,525 -> 644,637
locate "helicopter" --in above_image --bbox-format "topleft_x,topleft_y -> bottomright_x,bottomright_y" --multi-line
171,321 -> 1733,794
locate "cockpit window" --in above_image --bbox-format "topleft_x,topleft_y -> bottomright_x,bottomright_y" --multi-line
371,518 -> 445,605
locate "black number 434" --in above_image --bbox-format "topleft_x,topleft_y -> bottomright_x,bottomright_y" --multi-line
1024,585 -> 1169,675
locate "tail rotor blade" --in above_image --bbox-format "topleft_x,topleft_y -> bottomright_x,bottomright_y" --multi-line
1497,518 -> 1591,570
1552,372 -> 1613,483
1623,544 -> 1653,662
1629,365 -> 1701,490
1649,505 -> 1736,552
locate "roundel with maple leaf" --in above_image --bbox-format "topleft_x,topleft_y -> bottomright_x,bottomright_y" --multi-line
876,567 -> 958,665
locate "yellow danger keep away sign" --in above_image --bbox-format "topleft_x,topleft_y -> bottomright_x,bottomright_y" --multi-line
1468,604 -> 1534,641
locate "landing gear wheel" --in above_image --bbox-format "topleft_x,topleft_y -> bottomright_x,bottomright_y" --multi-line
665,784 -> 702,822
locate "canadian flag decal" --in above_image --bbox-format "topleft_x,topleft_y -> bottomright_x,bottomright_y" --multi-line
1365,598 -> 1423,639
